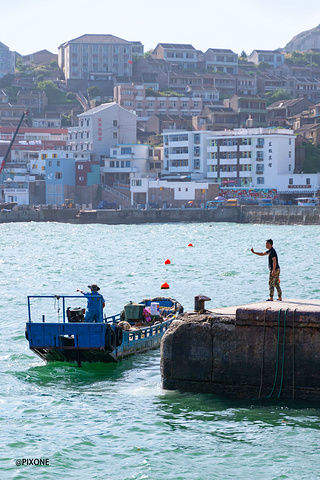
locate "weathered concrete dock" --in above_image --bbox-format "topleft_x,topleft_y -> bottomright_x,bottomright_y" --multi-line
161,299 -> 320,401
1,205 -> 320,225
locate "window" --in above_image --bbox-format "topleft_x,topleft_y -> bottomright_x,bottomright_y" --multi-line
78,164 -> 83,170
55,172 -> 62,179
306,178 -> 311,185
257,177 -> 264,184
121,147 -> 132,155
110,161 -> 115,167
57,161 -> 60,166
113,132 -> 117,138
131,179 -> 142,186
48,161 -> 52,167
113,120 -> 118,126
289,164 -> 291,171
289,151 -> 291,158
78,176 -> 84,181
126,161 -> 131,167
289,178 -> 293,185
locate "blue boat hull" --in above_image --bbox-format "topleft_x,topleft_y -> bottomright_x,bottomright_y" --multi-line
25,296 -> 182,365
26,319 -> 173,365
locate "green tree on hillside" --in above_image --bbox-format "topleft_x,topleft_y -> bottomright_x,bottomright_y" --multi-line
303,143 -> 320,173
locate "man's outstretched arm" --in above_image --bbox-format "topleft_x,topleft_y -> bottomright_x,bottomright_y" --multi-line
251,247 -> 267,256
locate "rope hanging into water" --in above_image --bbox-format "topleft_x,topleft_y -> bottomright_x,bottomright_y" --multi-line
292,308 -> 297,400
258,307 -> 271,398
266,308 -> 282,398
277,308 -> 289,398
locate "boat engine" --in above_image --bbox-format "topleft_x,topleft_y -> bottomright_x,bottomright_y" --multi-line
67,307 -> 85,322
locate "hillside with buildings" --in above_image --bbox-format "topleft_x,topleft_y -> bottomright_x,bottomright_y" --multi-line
1,31 -> 320,210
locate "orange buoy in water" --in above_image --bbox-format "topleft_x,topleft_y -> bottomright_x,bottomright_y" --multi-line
164,259 -> 171,265
161,282 -> 170,289
188,243 -> 193,247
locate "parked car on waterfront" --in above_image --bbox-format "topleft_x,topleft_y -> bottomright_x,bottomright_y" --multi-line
295,197 -> 319,206
98,201 -> 118,209
258,198 -> 273,206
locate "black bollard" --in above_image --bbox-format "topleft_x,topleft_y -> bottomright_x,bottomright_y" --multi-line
194,295 -> 211,312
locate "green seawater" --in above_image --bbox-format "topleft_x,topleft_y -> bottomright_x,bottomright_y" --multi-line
1,221 -> 320,479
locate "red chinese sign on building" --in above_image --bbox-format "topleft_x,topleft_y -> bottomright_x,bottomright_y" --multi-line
98,117 -> 102,141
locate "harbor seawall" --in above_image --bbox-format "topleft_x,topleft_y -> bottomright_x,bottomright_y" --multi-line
161,300 -> 320,401
0,205 -> 319,225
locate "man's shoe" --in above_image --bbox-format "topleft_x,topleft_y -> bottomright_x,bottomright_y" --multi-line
266,298 -> 273,301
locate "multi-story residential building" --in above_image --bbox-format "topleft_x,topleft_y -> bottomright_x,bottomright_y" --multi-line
75,159 -> 100,186
100,144 -> 153,187
131,41 -> 144,57
0,126 -> 68,148
45,152 -> 76,204
0,42 -> 15,77
4,175 -> 45,205
145,114 -> 193,134
16,90 -> 48,111
293,76 -> 320,103
202,73 -> 237,97
201,49 -> 238,74
248,50 -> 285,68
162,131 -> 208,177
224,94 -> 268,127
152,43 -> 199,70
0,103 -> 27,126
67,102 -> 137,157
184,85 -> 219,103
235,74 -> 257,96
114,84 -> 203,121
21,49 -> 58,66
256,74 -> 288,95
161,128 -> 317,194
267,97 -> 314,127
31,112 -> 62,129
58,34 -> 137,90
193,106 -> 239,131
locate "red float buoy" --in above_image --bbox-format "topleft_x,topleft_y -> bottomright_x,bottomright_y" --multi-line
164,259 -> 171,265
161,282 -> 170,289
188,243 -> 193,247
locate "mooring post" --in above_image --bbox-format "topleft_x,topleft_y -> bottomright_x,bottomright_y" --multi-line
194,295 -> 211,312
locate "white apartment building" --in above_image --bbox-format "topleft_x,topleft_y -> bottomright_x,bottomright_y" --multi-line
248,50 -> 285,68
58,34 -> 134,84
67,102 -> 137,157
0,42 -> 15,77
100,144 -> 163,187
162,128 -> 320,193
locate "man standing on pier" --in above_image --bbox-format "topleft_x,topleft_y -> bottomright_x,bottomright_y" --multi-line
251,239 -> 282,301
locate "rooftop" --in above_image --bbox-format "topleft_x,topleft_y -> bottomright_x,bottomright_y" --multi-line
59,34 -> 130,47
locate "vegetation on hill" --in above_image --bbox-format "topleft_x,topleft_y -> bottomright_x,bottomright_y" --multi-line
284,51 -> 320,67
302,144 -> 320,173
264,88 -> 293,104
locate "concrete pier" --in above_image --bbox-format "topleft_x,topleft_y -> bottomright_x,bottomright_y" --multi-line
0,205 -> 320,225
161,299 -> 320,401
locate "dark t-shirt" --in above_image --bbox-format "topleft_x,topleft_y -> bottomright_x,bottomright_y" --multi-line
267,247 -> 280,271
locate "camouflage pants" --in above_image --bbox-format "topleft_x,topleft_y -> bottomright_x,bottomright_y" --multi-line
269,268 -> 282,299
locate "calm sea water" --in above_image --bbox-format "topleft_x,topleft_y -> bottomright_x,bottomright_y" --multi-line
1,221 -> 320,480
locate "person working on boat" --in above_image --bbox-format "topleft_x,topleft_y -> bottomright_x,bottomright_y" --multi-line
251,239 -> 282,302
76,284 -> 105,322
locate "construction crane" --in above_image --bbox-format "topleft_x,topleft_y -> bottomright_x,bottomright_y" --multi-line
0,110 -> 28,175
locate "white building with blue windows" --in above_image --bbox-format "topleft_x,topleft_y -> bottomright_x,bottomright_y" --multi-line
162,128 -> 319,194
